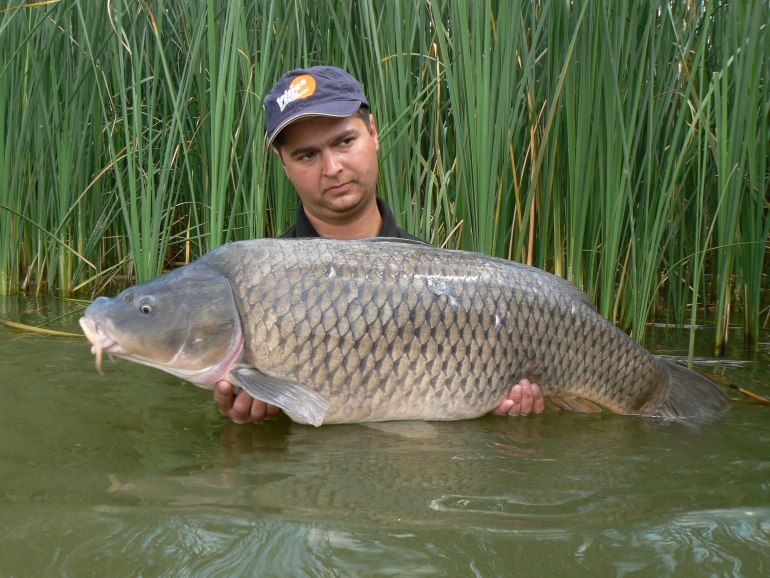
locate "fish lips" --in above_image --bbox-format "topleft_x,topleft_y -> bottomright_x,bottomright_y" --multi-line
80,314 -> 123,375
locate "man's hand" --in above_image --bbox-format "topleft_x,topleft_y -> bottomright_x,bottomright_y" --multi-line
491,378 -> 545,417
214,380 -> 281,424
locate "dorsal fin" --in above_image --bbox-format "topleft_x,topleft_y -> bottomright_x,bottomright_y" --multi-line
362,237 -> 431,247
367,237 -> 596,311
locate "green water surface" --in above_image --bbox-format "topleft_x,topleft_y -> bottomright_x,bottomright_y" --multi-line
1,296 -> 768,577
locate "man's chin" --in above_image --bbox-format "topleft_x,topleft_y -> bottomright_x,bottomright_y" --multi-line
322,190 -> 370,214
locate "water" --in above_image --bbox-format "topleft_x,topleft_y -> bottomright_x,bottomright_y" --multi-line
1,296 -> 769,577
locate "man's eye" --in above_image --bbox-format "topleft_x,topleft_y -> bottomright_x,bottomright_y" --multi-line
338,138 -> 354,147
299,151 -> 317,161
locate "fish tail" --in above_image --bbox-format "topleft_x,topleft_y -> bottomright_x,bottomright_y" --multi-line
654,359 -> 731,422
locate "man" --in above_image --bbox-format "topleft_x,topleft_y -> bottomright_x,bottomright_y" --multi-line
214,66 -> 545,424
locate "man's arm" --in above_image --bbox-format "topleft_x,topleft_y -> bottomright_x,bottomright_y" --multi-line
214,379 -> 544,423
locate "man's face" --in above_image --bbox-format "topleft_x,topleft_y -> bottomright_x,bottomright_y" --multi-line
276,114 -> 380,226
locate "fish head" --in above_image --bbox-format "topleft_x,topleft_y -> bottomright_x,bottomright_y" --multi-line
79,264 -> 244,388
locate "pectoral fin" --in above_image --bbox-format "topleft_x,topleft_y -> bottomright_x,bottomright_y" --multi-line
230,368 -> 330,427
545,396 -> 603,413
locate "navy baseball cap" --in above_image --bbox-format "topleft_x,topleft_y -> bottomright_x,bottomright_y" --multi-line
264,66 -> 370,148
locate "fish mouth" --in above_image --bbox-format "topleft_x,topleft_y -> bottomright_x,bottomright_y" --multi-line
79,316 -> 123,375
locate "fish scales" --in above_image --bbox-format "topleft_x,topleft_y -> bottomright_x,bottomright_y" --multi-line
207,240 -> 664,423
80,238 -> 730,425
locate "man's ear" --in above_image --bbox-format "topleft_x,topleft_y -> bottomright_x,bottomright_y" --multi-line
273,146 -> 286,168
369,114 -> 380,152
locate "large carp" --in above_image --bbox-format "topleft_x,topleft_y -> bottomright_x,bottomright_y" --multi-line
80,239 -> 730,425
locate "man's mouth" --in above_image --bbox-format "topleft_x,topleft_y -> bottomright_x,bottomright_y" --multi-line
325,181 -> 353,195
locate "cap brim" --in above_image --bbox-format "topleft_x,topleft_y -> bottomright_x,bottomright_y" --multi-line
267,100 -> 364,148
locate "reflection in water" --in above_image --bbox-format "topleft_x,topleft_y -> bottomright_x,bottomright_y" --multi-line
97,414 -> 731,533
0,296 -> 769,577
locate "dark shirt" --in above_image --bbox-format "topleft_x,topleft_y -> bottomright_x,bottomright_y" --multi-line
279,196 -> 426,243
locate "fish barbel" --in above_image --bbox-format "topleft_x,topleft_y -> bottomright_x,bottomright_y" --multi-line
79,239 -> 730,425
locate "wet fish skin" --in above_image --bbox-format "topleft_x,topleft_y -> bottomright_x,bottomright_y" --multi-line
81,238 -> 730,425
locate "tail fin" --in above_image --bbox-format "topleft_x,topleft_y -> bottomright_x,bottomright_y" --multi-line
654,359 -> 731,422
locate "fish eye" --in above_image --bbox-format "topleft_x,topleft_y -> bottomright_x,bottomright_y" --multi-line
123,293 -> 133,303
137,295 -> 156,314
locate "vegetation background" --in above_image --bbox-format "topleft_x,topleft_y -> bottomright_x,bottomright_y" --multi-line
0,0 -> 768,358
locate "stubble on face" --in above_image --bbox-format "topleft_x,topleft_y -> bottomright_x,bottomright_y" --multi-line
276,114 -> 381,230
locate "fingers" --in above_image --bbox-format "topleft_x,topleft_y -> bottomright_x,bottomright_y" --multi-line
491,398 -> 515,415
214,380 -> 281,424
519,379 -> 534,416
531,383 -> 545,414
494,378 -> 545,417
231,389 -> 258,423
264,403 -> 282,420
509,381 -> 526,416
215,380 -> 235,415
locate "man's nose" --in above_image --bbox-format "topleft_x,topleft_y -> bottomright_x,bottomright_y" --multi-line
321,150 -> 343,176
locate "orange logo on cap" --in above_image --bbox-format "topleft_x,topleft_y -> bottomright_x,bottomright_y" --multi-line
276,74 -> 317,111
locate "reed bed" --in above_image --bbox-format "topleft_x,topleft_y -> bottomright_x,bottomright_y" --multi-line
0,0 -> 768,356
